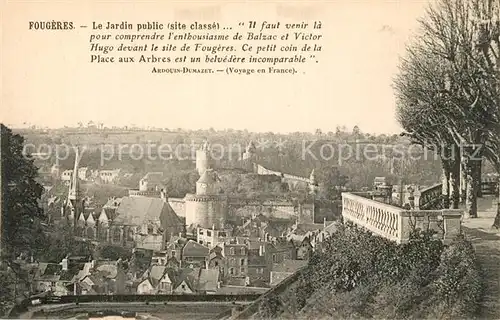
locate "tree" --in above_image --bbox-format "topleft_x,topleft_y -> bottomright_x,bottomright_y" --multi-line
394,0 -> 499,217
1,125 -> 45,261
316,166 -> 349,201
394,44 -> 461,209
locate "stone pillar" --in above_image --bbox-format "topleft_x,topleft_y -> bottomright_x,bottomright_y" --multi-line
398,211 -> 411,244
413,188 -> 421,210
442,209 -> 463,244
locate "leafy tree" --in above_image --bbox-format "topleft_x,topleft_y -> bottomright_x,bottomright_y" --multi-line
98,245 -> 132,260
316,166 -> 348,200
1,125 -> 45,260
394,0 -> 500,216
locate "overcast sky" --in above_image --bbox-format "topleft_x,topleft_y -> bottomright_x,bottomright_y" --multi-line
2,0 -> 431,134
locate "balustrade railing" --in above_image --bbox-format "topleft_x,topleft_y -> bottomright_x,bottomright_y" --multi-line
342,192 -> 462,244
419,183 -> 443,210
418,177 -> 498,210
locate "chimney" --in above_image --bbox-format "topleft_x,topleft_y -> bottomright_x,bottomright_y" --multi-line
259,245 -> 265,256
61,258 -> 69,271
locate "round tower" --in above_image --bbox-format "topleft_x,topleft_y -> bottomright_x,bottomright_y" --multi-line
185,169 -> 227,229
196,140 -> 212,176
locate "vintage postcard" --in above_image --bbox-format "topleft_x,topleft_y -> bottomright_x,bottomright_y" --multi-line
1,0 -> 499,319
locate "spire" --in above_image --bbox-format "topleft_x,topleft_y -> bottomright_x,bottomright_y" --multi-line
68,147 -> 81,201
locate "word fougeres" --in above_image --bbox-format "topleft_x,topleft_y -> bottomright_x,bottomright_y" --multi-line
29,21 -> 74,30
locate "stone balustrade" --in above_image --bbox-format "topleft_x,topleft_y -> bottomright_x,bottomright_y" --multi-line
419,183 -> 443,209
342,192 -> 463,244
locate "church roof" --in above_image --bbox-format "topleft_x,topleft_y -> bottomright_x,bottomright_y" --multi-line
197,169 -> 219,184
114,197 -> 180,226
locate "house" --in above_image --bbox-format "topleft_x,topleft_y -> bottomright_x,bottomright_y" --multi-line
165,236 -> 188,263
182,240 -> 209,268
222,242 -> 247,282
139,172 -> 164,192
109,196 -> 184,251
137,265 -> 175,294
74,260 -> 127,295
288,235 -> 313,260
172,268 -> 197,294
171,268 -> 220,294
136,278 -> 155,295
207,246 -> 224,276
246,245 -> 269,286
32,258 -> 83,295
99,169 -> 121,184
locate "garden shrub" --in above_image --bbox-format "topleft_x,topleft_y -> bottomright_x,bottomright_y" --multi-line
274,223 -> 483,320
258,294 -> 283,319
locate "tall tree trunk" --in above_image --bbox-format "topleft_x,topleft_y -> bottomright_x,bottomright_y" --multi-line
449,156 -> 461,209
460,155 -> 467,204
441,157 -> 451,209
493,176 -> 500,229
463,145 -> 481,218
477,161 -> 483,198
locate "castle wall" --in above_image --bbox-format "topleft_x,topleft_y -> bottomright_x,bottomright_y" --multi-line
185,195 -> 227,229
168,198 -> 186,217
255,164 -> 310,186
228,201 -> 297,220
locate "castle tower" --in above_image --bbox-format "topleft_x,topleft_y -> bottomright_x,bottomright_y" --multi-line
185,169 -> 227,230
196,140 -> 212,176
196,169 -> 219,195
66,148 -> 84,230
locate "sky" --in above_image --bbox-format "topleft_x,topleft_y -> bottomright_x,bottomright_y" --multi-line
1,0 -> 432,134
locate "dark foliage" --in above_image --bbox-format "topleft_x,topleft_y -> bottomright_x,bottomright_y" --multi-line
1,125 -> 45,260
275,223 -> 483,320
